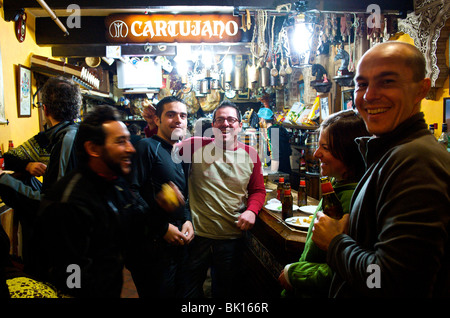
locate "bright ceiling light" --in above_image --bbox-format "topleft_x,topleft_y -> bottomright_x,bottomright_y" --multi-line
293,22 -> 313,55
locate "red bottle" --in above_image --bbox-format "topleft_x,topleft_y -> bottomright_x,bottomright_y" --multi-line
320,177 -> 344,219
277,177 -> 284,200
297,177 -> 307,206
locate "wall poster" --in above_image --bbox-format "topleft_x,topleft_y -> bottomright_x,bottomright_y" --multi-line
17,64 -> 31,117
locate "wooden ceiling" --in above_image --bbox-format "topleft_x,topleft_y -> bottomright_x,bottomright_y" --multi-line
2,0 -> 415,58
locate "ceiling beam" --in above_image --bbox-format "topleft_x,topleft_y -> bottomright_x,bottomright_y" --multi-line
52,45 -> 177,58
3,0 -> 415,21
3,0 -> 272,20
51,43 -> 251,58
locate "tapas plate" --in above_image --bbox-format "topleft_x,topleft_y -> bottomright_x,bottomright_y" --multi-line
285,216 -> 313,229
264,202 -> 299,212
298,205 -> 318,215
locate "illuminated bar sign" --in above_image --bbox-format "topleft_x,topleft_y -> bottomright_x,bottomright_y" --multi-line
105,14 -> 243,43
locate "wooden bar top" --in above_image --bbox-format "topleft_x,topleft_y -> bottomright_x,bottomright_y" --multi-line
252,181 -> 319,263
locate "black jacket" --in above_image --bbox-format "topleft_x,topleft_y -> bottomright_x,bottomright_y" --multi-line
42,121 -> 78,192
131,135 -> 191,239
29,167 -> 147,298
328,113 -> 450,297
0,121 -> 78,205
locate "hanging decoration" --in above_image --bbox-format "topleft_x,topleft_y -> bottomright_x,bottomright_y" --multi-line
14,10 -> 27,43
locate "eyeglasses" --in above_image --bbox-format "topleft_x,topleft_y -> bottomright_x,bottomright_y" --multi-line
214,116 -> 239,124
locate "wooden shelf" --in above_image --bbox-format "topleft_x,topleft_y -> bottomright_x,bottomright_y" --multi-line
281,122 -> 319,130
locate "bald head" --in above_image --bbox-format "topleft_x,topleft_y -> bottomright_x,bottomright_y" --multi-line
360,41 -> 427,82
353,41 -> 431,136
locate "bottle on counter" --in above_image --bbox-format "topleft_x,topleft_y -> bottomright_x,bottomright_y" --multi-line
263,159 -> 269,184
293,130 -> 300,145
282,186 -> 293,220
299,151 -> 307,174
277,176 -> 285,200
320,177 -> 344,220
0,147 -> 4,170
438,123 -> 449,151
8,140 -> 14,151
429,124 -> 435,138
281,181 -> 290,203
297,177 -> 307,207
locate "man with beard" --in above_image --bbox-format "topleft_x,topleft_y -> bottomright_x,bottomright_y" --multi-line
130,96 -> 194,298
28,105 -> 147,298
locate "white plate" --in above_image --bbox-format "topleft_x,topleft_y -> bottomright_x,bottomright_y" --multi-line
264,203 -> 299,212
298,205 -> 318,214
285,216 -> 313,229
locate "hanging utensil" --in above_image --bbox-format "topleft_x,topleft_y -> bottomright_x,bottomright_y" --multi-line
241,14 -> 247,31
270,59 -> 278,77
258,57 -> 265,68
260,63 -> 270,87
246,9 -> 252,31
200,79 -> 210,94
247,56 -> 259,83
279,58 -> 286,77
234,55 -> 245,91
285,58 -> 292,75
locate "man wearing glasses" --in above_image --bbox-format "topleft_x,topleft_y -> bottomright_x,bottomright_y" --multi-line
177,100 -> 266,298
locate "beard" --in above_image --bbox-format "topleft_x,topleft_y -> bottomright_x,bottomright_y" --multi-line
101,148 -> 128,176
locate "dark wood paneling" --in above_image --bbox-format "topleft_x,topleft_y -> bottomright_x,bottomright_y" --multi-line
36,16 -> 108,45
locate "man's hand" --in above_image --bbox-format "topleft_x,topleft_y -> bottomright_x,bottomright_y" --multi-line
181,221 -> 194,244
277,269 -> 293,291
312,212 -> 349,251
236,210 -> 256,231
25,162 -> 47,177
163,223 -> 188,246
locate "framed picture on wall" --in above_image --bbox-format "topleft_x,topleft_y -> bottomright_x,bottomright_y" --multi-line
444,97 -> 450,127
17,64 -> 32,117
342,89 -> 354,110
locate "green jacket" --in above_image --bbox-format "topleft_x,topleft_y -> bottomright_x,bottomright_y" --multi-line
281,181 -> 357,298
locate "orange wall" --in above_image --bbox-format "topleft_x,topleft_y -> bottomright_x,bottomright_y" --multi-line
0,8 -> 52,153
396,33 -> 449,136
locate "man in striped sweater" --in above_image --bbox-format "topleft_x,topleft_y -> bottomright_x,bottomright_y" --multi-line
176,101 -> 266,298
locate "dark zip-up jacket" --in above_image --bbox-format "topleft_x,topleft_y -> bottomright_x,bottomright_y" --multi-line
131,135 -> 191,239
0,121 -> 78,205
328,113 -> 450,297
29,167 -> 147,298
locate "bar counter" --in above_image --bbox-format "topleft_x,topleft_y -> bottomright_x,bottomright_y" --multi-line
242,181 -> 320,297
